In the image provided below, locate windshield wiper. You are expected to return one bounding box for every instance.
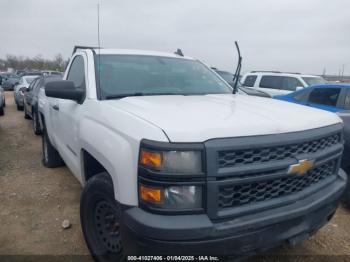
[105,92,179,100]
[232,41,242,94]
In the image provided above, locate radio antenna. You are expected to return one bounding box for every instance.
[97,1,101,95]
[97,2,101,49]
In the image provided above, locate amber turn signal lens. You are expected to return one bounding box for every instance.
[140,185,162,203]
[140,150,162,169]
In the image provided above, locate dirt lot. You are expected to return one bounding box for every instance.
[1,92,350,261]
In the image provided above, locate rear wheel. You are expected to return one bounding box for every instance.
[17,104,24,111]
[42,128,64,168]
[81,173,124,262]
[0,106,4,116]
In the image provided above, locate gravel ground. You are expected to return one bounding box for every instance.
[0,92,350,262]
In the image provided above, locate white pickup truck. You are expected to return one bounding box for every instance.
[39,47,347,261]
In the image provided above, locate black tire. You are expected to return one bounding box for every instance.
[3,100,5,107]
[17,104,24,111]
[42,128,64,168]
[24,106,30,119]
[33,110,42,135]
[345,168,350,209]
[0,106,4,116]
[345,191,350,209]
[81,173,124,262]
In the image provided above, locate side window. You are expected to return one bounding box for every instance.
[243,75,257,87]
[34,79,43,94]
[28,79,37,90]
[345,91,350,110]
[259,76,282,90]
[67,55,85,89]
[33,79,41,91]
[308,88,341,107]
[281,77,303,91]
[294,90,310,103]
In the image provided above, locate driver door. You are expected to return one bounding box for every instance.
[55,54,87,180]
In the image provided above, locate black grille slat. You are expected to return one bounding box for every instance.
[218,133,340,168]
[218,160,336,209]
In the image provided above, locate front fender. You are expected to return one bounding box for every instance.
[79,114,168,206]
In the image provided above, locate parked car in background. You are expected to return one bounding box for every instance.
[22,71,42,77]
[214,69,271,98]
[24,74,62,134]
[15,70,27,76]
[241,71,327,97]
[41,70,63,77]
[274,85,350,207]
[0,86,5,116]
[14,75,39,110]
[0,73,20,91]
[274,85,349,112]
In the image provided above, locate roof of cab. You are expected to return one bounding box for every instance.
[77,48,194,60]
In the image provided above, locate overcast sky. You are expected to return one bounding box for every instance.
[1,0,349,75]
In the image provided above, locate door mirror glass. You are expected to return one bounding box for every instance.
[20,87,28,92]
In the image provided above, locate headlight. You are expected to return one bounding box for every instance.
[140,149,202,173]
[139,184,202,210]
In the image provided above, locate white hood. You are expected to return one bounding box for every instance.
[106,94,342,142]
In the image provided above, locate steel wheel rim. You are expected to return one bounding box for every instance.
[94,200,122,254]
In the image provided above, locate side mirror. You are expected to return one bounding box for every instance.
[45,80,85,103]
[20,86,28,92]
[295,86,304,91]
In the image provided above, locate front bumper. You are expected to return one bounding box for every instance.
[120,169,346,256]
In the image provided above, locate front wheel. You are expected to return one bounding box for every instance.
[80,173,124,262]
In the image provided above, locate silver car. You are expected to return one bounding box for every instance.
[14,75,39,111]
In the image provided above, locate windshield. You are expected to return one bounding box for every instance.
[24,76,38,84]
[216,71,234,83]
[97,55,232,99]
[302,77,326,86]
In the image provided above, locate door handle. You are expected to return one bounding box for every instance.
[52,104,59,111]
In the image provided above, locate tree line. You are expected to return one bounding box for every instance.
[0,54,69,72]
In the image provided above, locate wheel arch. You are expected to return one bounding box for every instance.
[80,148,119,201]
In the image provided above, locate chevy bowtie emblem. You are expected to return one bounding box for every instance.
[288,159,314,175]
